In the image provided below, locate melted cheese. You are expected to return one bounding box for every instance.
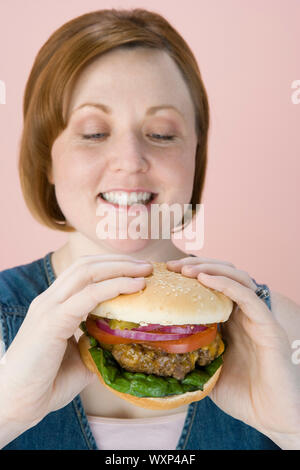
[216,338,225,356]
[202,332,225,357]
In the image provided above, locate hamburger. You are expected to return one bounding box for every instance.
[78,262,233,410]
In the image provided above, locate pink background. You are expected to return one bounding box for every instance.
[0,0,299,303]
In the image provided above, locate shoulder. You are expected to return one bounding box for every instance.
[0,255,49,311]
[270,290,300,344]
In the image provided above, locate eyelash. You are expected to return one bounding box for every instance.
[82,133,176,141]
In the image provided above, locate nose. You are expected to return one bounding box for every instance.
[108,132,149,173]
[107,133,149,174]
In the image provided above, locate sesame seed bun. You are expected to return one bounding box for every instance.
[90,261,233,325]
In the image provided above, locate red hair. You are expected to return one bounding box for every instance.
[19,8,209,231]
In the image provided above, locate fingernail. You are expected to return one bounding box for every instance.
[198,272,210,278]
[183,265,195,271]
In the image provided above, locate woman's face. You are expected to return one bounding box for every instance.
[50,47,198,252]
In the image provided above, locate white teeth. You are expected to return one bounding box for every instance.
[101,191,153,205]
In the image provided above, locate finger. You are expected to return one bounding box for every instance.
[197,272,274,325]
[52,276,148,340]
[166,257,235,271]
[49,253,150,286]
[45,259,153,304]
[181,264,257,290]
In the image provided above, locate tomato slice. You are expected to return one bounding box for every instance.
[86,318,218,353]
[86,318,134,345]
[143,324,217,353]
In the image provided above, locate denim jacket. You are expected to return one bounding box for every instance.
[0,252,280,450]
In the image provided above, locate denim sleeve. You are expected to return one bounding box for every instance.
[0,303,6,358]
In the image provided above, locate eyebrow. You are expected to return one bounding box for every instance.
[70,102,185,119]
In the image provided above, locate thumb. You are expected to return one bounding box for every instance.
[50,336,96,411]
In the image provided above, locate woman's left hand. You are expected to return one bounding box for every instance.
[167,257,300,444]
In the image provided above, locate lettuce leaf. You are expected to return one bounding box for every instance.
[88,344,224,398]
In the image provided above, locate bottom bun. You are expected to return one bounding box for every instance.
[78,334,222,410]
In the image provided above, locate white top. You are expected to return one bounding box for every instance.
[87,411,188,450]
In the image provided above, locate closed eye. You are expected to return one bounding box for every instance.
[148,134,176,141]
[82,133,176,141]
[82,133,107,140]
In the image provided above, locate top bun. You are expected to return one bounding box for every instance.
[90,262,233,325]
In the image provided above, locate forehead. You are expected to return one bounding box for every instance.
[66,47,195,122]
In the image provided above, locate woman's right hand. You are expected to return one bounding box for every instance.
[0,254,153,433]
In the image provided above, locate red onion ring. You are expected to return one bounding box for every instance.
[146,324,208,334]
[132,324,208,334]
[132,324,162,331]
[95,318,192,341]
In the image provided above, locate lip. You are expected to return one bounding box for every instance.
[99,188,157,194]
[96,192,158,212]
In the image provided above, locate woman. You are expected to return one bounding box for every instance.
[0,8,299,450]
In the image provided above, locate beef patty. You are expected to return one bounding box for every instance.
[99,332,222,381]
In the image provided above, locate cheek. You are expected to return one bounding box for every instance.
[161,149,195,198]
[51,140,100,195]
[52,159,84,214]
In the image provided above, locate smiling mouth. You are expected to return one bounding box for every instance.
[97,192,157,208]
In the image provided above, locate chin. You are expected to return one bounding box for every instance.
[99,237,153,253]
